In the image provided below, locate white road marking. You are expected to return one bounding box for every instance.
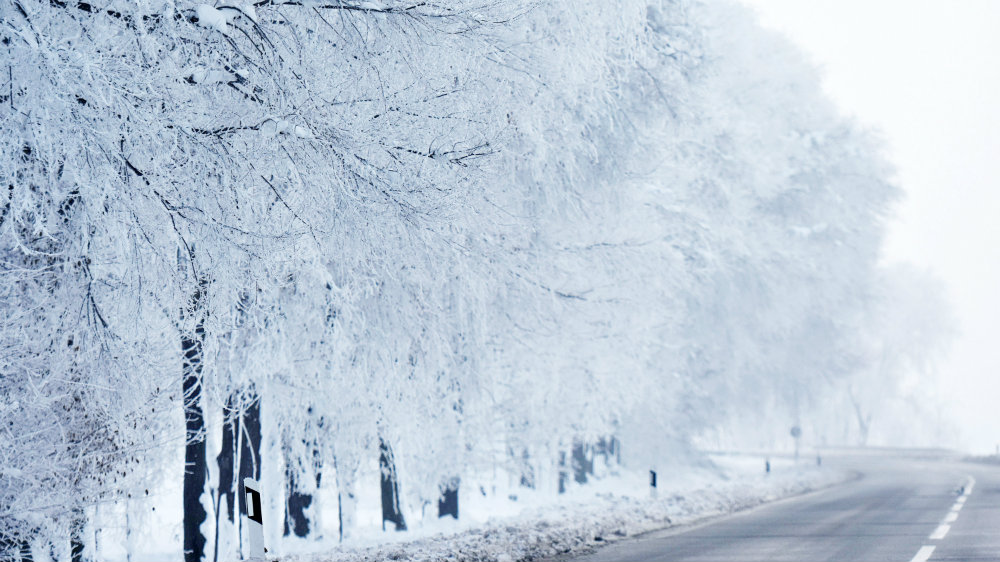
[913,476,972,559]
[964,477,976,496]
[930,524,950,540]
[911,545,936,562]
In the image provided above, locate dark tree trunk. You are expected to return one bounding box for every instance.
[284,425,322,539]
[216,395,260,523]
[571,442,593,485]
[284,470,314,537]
[212,395,237,562]
[378,439,406,531]
[212,391,260,560]
[594,436,621,469]
[595,437,609,464]
[69,509,84,562]
[437,478,459,520]
[519,449,535,489]
[182,286,207,562]
[216,397,237,524]
[237,396,262,519]
[333,454,355,543]
[558,451,567,494]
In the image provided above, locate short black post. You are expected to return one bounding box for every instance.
[649,470,657,498]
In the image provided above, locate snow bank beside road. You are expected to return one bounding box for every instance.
[282,455,850,562]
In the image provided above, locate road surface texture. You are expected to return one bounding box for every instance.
[568,449,1000,562]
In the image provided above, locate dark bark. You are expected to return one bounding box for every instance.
[333,454,354,543]
[69,510,84,562]
[236,396,262,518]
[437,478,459,520]
[337,490,343,542]
[557,451,567,494]
[378,439,406,531]
[182,287,207,562]
[216,397,237,524]
[284,470,313,537]
[0,532,30,562]
[212,395,237,562]
[571,442,593,485]
[0,533,14,562]
[595,436,620,466]
[211,391,259,558]
[213,291,257,560]
[518,449,535,489]
[284,433,322,538]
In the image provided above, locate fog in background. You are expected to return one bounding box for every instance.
[740,0,1000,454]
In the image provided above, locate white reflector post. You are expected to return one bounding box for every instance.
[243,477,265,561]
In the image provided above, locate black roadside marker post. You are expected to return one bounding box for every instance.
[243,478,265,561]
[650,470,657,498]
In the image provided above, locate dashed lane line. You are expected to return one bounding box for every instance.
[910,475,975,562]
[929,524,951,540]
[911,545,936,562]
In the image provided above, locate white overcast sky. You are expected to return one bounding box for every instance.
[738,0,1000,453]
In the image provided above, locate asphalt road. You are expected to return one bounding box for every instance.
[571,449,1000,561]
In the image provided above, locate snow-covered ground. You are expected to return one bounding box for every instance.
[280,454,850,562]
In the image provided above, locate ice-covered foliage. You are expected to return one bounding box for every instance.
[0,0,948,557]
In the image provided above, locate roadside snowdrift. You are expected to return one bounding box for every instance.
[282,455,849,562]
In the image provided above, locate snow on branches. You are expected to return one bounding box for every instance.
[0,0,948,556]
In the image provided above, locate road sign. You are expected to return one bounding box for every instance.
[243,478,265,561]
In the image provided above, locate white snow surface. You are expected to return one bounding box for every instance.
[279,455,849,562]
[195,4,230,33]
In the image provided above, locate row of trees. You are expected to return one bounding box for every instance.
[1,0,950,559]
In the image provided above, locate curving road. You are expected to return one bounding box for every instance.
[570,449,1000,562]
